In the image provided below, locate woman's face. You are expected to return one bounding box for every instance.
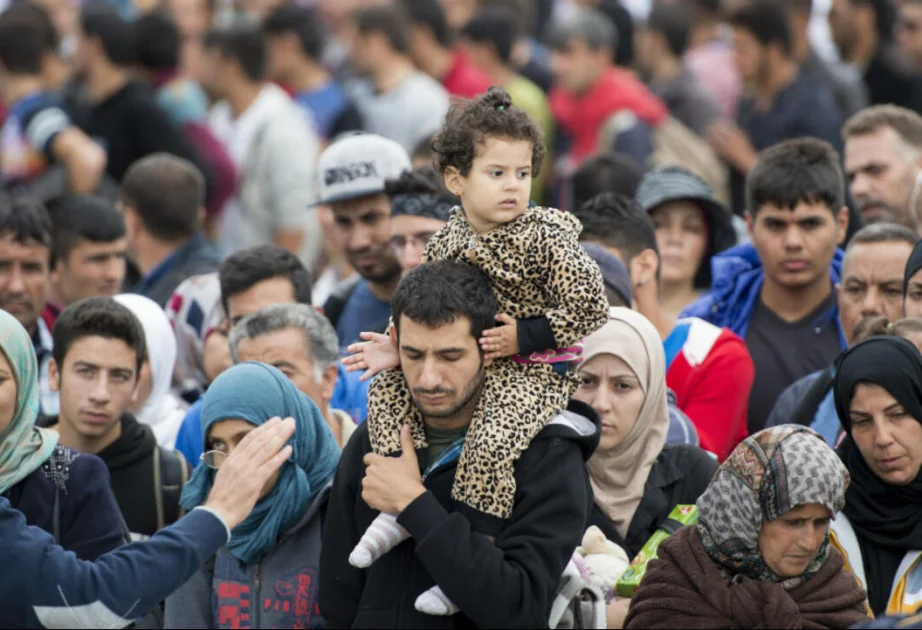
[759,503,832,579]
[651,201,709,287]
[0,349,17,435]
[905,269,922,318]
[207,418,281,499]
[849,382,922,486]
[574,354,645,451]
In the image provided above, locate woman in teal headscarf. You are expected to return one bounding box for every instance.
[166,362,341,629]
[0,310,125,565]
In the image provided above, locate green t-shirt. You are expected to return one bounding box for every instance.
[425,424,468,464]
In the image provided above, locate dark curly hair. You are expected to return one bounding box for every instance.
[433,86,545,177]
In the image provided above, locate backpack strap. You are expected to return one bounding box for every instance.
[52,485,61,545]
[323,277,361,330]
[790,366,836,428]
[157,447,190,530]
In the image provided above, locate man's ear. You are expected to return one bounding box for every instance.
[48,358,60,393]
[631,249,659,289]
[836,206,850,246]
[443,167,463,198]
[745,210,755,240]
[320,364,338,404]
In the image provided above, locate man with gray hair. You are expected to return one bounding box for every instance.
[229,303,357,447]
[843,105,922,230]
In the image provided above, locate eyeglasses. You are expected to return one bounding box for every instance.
[389,232,437,255]
[200,450,228,470]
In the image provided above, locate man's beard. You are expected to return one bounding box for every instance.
[353,249,402,284]
[411,361,485,421]
[855,196,906,226]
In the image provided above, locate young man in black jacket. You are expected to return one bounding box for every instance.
[40,297,189,540]
[319,260,600,627]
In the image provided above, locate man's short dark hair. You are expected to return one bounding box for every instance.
[134,10,181,71]
[746,138,845,216]
[354,5,412,55]
[203,24,266,82]
[391,260,498,341]
[262,5,324,61]
[1,2,58,54]
[0,9,48,74]
[400,0,452,48]
[412,134,436,167]
[81,2,135,66]
[572,192,658,263]
[690,0,722,17]
[646,2,693,58]
[0,195,52,248]
[570,154,645,211]
[53,297,147,376]
[118,153,205,242]
[49,196,126,269]
[729,1,792,57]
[219,245,313,315]
[461,7,519,64]
[850,0,897,41]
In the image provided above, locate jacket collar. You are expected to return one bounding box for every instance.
[688,242,844,342]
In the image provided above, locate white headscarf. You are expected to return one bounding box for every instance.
[583,308,670,538]
[115,294,188,449]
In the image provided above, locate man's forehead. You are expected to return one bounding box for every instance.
[756,203,832,219]
[846,128,912,165]
[843,240,914,276]
[0,234,48,257]
[238,328,311,358]
[398,315,475,347]
[66,336,137,369]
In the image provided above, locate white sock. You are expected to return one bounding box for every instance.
[348,512,410,568]
[415,586,460,616]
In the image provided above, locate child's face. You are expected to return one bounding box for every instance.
[445,137,533,234]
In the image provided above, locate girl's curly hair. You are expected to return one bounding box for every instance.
[432,86,545,177]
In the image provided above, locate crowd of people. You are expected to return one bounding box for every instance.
[2,0,922,628]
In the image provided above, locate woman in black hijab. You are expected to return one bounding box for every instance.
[832,336,922,616]
[904,241,922,318]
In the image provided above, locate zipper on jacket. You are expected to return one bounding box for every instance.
[253,563,261,628]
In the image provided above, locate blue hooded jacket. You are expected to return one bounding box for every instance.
[680,242,847,348]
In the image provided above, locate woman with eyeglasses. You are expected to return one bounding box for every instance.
[164,362,341,629]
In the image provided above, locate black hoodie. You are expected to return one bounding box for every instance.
[39,413,178,539]
[319,400,601,629]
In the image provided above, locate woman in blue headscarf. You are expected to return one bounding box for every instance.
[165,362,340,629]
[0,310,125,566]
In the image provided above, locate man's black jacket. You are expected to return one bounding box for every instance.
[319,400,601,629]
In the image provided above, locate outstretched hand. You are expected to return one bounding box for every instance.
[479,314,519,365]
[342,331,400,381]
[362,425,425,515]
[204,417,295,529]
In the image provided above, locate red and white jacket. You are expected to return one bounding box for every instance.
[664,317,754,461]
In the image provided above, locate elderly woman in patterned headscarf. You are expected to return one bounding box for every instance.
[625,425,870,629]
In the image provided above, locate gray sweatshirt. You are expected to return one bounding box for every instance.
[164,484,329,629]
